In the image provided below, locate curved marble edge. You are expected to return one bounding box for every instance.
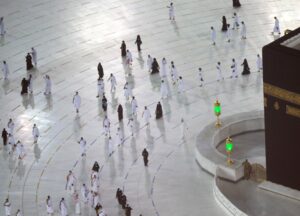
[213,175,248,216]
[195,110,265,181]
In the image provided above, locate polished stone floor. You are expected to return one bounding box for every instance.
[1,0,300,215]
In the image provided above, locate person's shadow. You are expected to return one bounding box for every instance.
[171,20,180,37]
[17,159,26,179]
[45,94,53,111]
[0,35,5,46]
[34,144,41,162]
[137,52,145,69]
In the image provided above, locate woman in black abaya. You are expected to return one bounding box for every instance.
[241,59,251,75]
[221,16,228,32]
[155,102,163,119]
[151,58,160,74]
[21,78,28,94]
[120,41,126,57]
[26,53,33,70]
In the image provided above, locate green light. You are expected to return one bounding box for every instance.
[214,105,221,114]
[226,142,233,152]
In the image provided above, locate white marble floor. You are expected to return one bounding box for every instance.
[0,0,300,215]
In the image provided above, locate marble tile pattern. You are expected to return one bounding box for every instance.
[0,0,300,215]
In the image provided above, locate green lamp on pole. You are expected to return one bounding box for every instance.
[214,100,222,128]
[226,137,234,165]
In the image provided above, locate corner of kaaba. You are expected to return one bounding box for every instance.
[263,27,300,191]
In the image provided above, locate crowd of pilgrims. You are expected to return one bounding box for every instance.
[0,0,276,215]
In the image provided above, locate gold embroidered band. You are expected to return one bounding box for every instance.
[286,105,300,118]
[264,83,300,106]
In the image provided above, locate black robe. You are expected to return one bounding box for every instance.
[135,37,142,51]
[98,63,104,79]
[241,60,251,75]
[151,60,159,74]
[120,42,126,57]
[102,96,107,111]
[2,129,8,145]
[155,103,163,119]
[233,0,241,8]
[125,206,132,216]
[92,162,100,172]
[117,105,123,121]
[21,78,28,94]
[142,149,149,166]
[221,17,228,31]
[26,54,33,70]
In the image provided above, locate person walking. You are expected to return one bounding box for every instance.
[226,24,231,42]
[170,61,178,85]
[198,68,204,87]
[240,21,247,39]
[73,91,81,113]
[233,0,241,8]
[44,75,52,95]
[271,17,281,35]
[211,26,216,45]
[256,54,263,72]
[0,17,6,36]
[160,80,168,99]
[3,198,11,216]
[126,50,133,66]
[147,55,153,72]
[142,106,151,125]
[7,119,15,135]
[26,53,34,70]
[78,137,87,157]
[32,124,40,143]
[97,62,104,79]
[155,102,163,119]
[96,78,104,98]
[167,2,175,20]
[66,170,76,191]
[31,47,37,67]
[232,13,239,29]
[46,195,54,215]
[123,82,132,100]
[142,148,149,166]
[135,35,142,51]
[117,104,123,121]
[103,115,111,136]
[160,58,167,77]
[241,58,251,75]
[108,136,114,156]
[221,16,227,31]
[2,61,9,80]
[120,41,126,57]
[2,128,8,146]
[116,127,124,146]
[107,73,117,92]
[131,96,138,115]
[177,76,184,93]
[216,62,224,81]
[230,58,238,78]
[102,94,108,112]
[59,198,68,216]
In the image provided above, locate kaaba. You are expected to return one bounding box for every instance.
[263,27,300,190]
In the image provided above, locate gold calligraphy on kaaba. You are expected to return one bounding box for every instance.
[264,83,300,106]
[264,97,268,107]
[286,105,300,118]
[274,101,280,110]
